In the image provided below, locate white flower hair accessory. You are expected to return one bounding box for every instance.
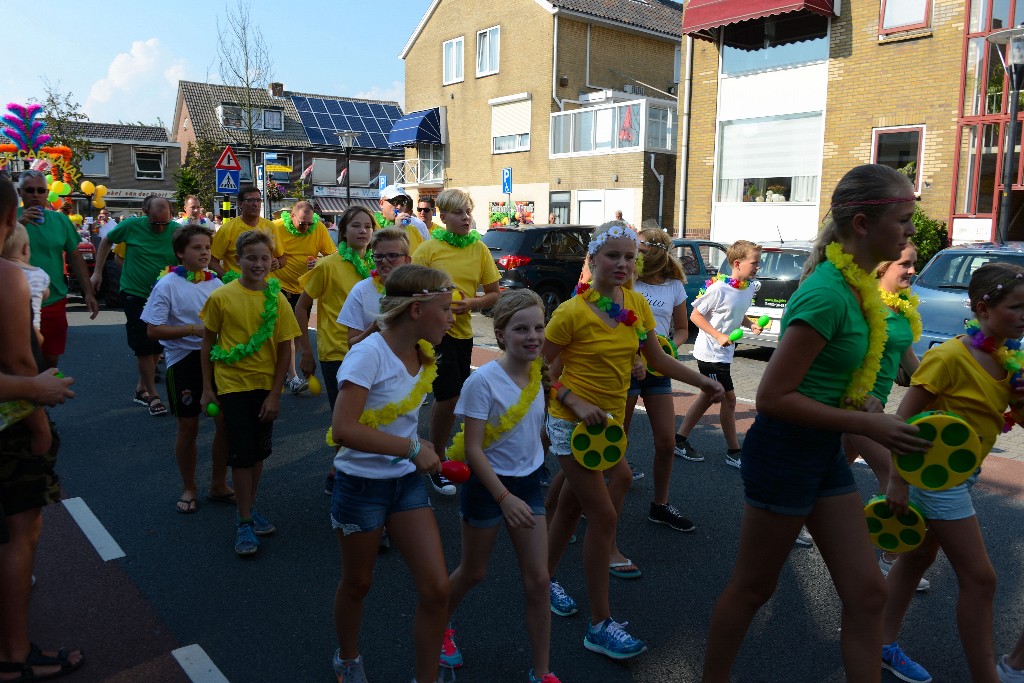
[587,223,640,256]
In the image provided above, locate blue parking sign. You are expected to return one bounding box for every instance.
[501,167,512,194]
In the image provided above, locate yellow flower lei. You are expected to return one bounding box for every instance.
[326,339,437,446]
[446,357,543,462]
[825,242,888,409]
[879,288,922,343]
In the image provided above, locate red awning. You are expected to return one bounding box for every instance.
[682,0,835,36]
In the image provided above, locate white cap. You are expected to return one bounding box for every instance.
[380,184,410,202]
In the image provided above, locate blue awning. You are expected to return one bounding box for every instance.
[388,108,442,147]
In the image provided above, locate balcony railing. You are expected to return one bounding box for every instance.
[394,158,444,186]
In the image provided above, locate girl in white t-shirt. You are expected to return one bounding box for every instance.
[337,227,412,348]
[329,264,452,683]
[623,227,694,532]
[440,290,560,683]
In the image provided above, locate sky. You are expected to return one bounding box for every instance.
[3,0,433,127]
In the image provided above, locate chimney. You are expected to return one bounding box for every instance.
[269,82,284,97]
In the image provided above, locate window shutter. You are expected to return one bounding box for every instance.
[491,100,531,138]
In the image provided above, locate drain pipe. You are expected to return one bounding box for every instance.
[650,153,664,228]
[678,36,694,237]
[552,15,563,110]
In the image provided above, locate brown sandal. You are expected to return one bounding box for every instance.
[148,397,168,416]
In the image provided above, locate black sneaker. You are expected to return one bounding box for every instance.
[648,502,696,532]
[674,437,704,462]
[430,473,456,496]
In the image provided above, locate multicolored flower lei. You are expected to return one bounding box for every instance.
[157,266,218,283]
[209,278,281,365]
[370,269,385,294]
[964,319,1024,432]
[879,288,922,342]
[337,241,374,280]
[575,282,648,343]
[326,340,438,446]
[696,273,749,298]
[431,227,481,248]
[281,210,321,237]
[825,242,888,409]
[446,357,543,462]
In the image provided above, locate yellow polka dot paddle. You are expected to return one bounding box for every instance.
[893,411,982,491]
[571,415,628,471]
[864,495,927,553]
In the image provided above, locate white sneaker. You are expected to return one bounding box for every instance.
[724,452,741,469]
[998,655,1024,682]
[878,555,931,592]
[795,527,814,547]
[287,375,309,394]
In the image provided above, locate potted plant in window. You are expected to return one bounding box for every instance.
[745,184,760,202]
[767,184,787,202]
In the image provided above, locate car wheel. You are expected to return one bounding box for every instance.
[536,286,563,320]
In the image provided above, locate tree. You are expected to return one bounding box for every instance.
[29,79,93,170]
[216,0,273,169]
[174,133,220,210]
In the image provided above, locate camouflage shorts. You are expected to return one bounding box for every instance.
[0,418,61,520]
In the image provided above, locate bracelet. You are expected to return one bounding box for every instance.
[557,388,572,404]
[188,324,195,337]
[407,438,421,461]
[495,489,510,504]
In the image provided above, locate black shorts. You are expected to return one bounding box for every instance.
[166,350,203,418]
[220,390,273,468]
[123,293,164,357]
[283,290,302,309]
[697,359,734,393]
[0,419,61,525]
[433,335,473,402]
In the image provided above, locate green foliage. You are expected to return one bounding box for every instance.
[29,80,93,170]
[174,134,220,209]
[286,180,309,200]
[912,205,948,270]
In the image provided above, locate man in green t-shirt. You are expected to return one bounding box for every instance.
[91,196,177,415]
[17,170,99,369]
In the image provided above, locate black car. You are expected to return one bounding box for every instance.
[482,224,594,318]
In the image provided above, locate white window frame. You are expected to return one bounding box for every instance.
[269,153,291,183]
[443,36,465,85]
[476,26,500,77]
[871,125,925,193]
[133,148,165,181]
[490,93,531,155]
[879,0,932,35]
[549,99,645,159]
[238,154,253,182]
[218,104,244,129]
[263,109,284,131]
[81,146,110,177]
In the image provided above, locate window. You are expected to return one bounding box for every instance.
[491,96,531,154]
[311,158,337,185]
[218,104,243,128]
[81,147,109,177]
[551,102,641,156]
[268,153,291,182]
[443,37,464,85]
[716,113,824,203]
[134,149,164,180]
[263,109,284,131]
[549,191,570,224]
[872,127,924,192]
[879,0,932,34]
[721,12,829,75]
[647,107,674,151]
[238,154,252,182]
[476,26,500,77]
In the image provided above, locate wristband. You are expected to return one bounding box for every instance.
[495,489,510,504]
[557,388,572,404]
[391,437,421,465]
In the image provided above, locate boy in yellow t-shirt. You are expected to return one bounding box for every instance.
[200,230,300,556]
[211,186,284,280]
[411,188,500,495]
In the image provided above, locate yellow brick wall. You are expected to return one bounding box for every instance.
[680,38,719,239]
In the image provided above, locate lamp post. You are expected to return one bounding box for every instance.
[987,25,1024,243]
[335,130,360,210]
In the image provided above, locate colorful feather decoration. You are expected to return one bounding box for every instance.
[2,103,51,152]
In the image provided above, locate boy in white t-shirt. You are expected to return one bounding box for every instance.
[675,240,762,468]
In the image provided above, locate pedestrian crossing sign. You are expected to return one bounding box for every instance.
[216,169,240,195]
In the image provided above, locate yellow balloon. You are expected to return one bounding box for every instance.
[95,185,108,198]
[50,181,61,193]
[80,181,95,195]
[93,199,106,209]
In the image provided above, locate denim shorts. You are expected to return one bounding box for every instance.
[460,465,546,528]
[330,470,431,535]
[546,415,577,457]
[627,374,673,397]
[909,471,979,521]
[741,413,856,516]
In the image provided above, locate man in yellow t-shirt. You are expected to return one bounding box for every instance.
[211,186,284,279]
[272,200,337,394]
[412,188,500,495]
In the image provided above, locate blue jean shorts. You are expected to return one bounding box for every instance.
[628,374,673,397]
[909,470,979,521]
[330,470,431,535]
[460,465,546,528]
[546,415,577,457]
[741,413,856,516]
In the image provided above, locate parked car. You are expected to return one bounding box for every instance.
[483,224,594,318]
[911,241,1024,357]
[671,238,728,317]
[717,241,813,349]
[64,238,95,299]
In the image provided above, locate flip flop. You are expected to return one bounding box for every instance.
[0,643,86,681]
[176,498,198,514]
[206,492,237,505]
[609,560,642,579]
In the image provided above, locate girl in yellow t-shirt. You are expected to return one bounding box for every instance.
[883,262,1024,682]
[542,221,723,660]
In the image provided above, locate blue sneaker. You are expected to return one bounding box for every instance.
[584,619,647,660]
[234,524,259,555]
[528,670,562,683]
[439,626,463,668]
[549,579,578,617]
[332,650,368,683]
[882,643,932,682]
[250,510,276,536]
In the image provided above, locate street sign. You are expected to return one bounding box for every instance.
[255,165,264,191]
[501,167,512,194]
[216,169,240,195]
[378,175,387,190]
[265,164,292,173]
[264,153,278,161]
[215,145,241,171]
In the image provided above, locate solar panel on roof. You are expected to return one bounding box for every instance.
[314,113,333,128]
[309,98,329,113]
[354,102,373,117]
[339,101,358,116]
[362,118,381,134]
[347,118,366,132]
[294,97,311,112]
[369,103,387,118]
[289,95,401,150]
[331,114,347,129]
[307,129,327,145]
[325,100,343,115]
[299,111,318,127]
[370,133,388,148]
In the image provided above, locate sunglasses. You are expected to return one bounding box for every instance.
[372,252,408,263]
[416,207,433,213]
[21,187,48,195]
[150,221,170,228]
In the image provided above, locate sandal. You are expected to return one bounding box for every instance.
[133,389,151,406]
[148,397,168,416]
[0,643,85,681]
[609,559,642,579]
[176,497,198,514]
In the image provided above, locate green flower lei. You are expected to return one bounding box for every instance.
[431,227,481,248]
[281,210,321,237]
[337,241,374,280]
[210,278,282,365]
[373,211,394,228]
[221,270,241,284]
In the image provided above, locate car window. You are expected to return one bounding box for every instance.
[481,230,524,254]
[536,232,558,256]
[564,231,588,257]
[757,251,806,279]
[704,245,727,274]
[917,252,1024,289]
[675,245,700,276]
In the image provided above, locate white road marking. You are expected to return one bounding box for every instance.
[61,497,125,561]
[172,644,230,683]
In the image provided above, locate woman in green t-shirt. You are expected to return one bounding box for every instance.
[702,165,932,682]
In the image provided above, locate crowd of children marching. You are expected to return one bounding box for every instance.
[68,168,1024,683]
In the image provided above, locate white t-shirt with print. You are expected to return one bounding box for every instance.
[455,360,545,476]
[634,279,686,338]
[692,279,756,364]
[334,332,420,479]
[337,276,383,332]
[140,272,222,367]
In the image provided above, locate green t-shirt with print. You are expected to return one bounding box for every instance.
[107,216,178,299]
[18,208,80,306]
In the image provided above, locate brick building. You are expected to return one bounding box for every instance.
[679,0,1024,243]
[399,0,683,230]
